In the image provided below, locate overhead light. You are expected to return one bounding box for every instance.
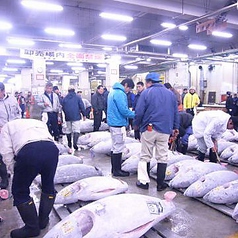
[146,58,151,62]
[124,65,138,69]
[2,67,18,72]
[50,69,63,73]
[101,34,127,41]
[172,53,188,58]
[71,67,85,71]
[98,71,106,74]
[0,47,6,54]
[59,43,82,49]
[0,74,8,78]
[212,31,233,38]
[7,38,35,46]
[46,61,54,65]
[161,22,176,29]
[111,55,121,60]
[7,59,26,64]
[102,47,112,51]
[99,12,133,22]
[179,25,188,31]
[150,39,172,46]
[45,28,75,36]
[67,62,83,67]
[97,64,107,68]
[188,44,207,50]
[0,21,12,30]
[21,1,63,11]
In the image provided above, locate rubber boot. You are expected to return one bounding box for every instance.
[0,156,9,189]
[73,132,80,150]
[136,162,150,189]
[111,153,129,177]
[197,151,205,162]
[39,193,56,229]
[181,144,188,155]
[209,149,217,163]
[66,134,72,148]
[10,199,40,238]
[157,163,168,191]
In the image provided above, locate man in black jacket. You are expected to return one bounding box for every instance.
[62,85,86,151]
[92,85,105,131]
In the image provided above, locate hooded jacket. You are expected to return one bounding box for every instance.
[134,83,179,134]
[107,82,135,127]
[62,91,86,121]
[192,110,231,149]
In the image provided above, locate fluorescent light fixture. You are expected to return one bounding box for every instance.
[124,65,138,69]
[102,47,112,51]
[172,53,188,58]
[0,78,4,82]
[7,59,26,64]
[98,71,106,74]
[150,39,172,46]
[101,34,126,41]
[99,12,133,22]
[111,55,121,60]
[67,62,83,67]
[21,1,63,11]
[0,74,8,78]
[188,44,207,50]
[161,22,176,29]
[7,38,35,46]
[179,25,188,31]
[97,64,107,68]
[71,67,85,71]
[2,67,18,72]
[0,21,12,30]
[146,58,151,62]
[45,28,75,36]
[59,43,82,49]
[50,69,63,73]
[212,31,233,38]
[0,47,6,54]
[46,62,54,65]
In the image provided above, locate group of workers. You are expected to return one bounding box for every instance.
[1,74,238,238]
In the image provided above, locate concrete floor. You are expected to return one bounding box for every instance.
[1,144,238,238]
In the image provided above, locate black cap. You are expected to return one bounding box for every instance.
[53,86,59,91]
[164,83,172,89]
[231,116,238,131]
[0,82,5,91]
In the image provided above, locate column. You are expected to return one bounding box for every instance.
[105,61,119,90]
[32,59,46,95]
[21,68,32,93]
[78,70,91,101]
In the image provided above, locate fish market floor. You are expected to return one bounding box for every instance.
[1,148,238,238]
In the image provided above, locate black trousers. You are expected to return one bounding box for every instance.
[12,141,59,206]
[46,112,59,140]
[93,111,102,131]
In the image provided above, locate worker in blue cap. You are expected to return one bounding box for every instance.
[134,72,179,191]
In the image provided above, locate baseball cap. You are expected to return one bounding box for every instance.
[68,85,75,91]
[145,72,161,82]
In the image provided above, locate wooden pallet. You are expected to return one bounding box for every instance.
[53,184,181,238]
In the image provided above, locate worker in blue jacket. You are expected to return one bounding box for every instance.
[134,72,179,191]
[107,78,135,177]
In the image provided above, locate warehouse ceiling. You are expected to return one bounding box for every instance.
[0,0,238,81]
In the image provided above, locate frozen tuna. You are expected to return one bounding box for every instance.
[203,179,238,204]
[169,162,227,189]
[77,131,111,147]
[164,159,201,181]
[220,144,238,160]
[55,142,71,155]
[187,134,198,151]
[90,137,138,156]
[217,140,235,155]
[232,203,238,222]
[221,129,238,142]
[58,154,83,167]
[44,193,176,238]
[122,142,142,159]
[55,176,129,204]
[228,153,238,164]
[80,119,109,133]
[184,170,238,197]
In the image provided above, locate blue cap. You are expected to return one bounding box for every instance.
[145,72,161,82]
